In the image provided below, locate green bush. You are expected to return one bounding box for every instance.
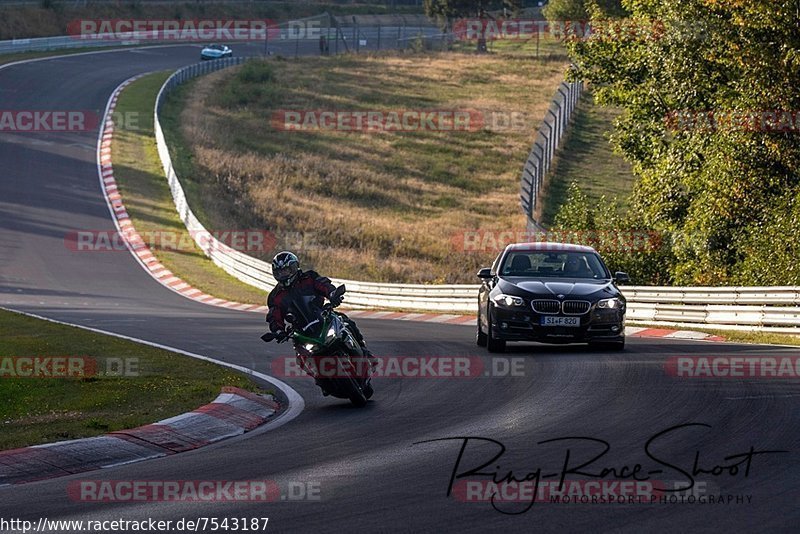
[238,61,274,84]
[215,61,279,109]
[553,182,674,285]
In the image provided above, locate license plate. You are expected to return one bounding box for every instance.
[541,316,580,327]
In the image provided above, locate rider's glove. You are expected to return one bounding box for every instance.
[275,330,290,343]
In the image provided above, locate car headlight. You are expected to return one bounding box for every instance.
[597,298,622,309]
[492,294,525,307]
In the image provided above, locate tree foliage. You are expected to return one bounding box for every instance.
[559,0,800,285]
[544,0,627,21]
[424,0,523,23]
[554,182,674,284]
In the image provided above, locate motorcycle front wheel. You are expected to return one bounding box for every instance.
[347,377,368,406]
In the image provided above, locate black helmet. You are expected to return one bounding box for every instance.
[272,251,300,287]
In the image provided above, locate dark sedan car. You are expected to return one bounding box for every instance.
[477,243,629,352]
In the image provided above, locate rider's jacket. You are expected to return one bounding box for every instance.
[266,270,335,333]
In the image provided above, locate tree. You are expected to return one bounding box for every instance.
[543,0,627,21]
[564,0,800,285]
[543,0,588,20]
[424,0,523,52]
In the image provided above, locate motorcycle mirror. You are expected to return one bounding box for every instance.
[260,332,276,343]
[333,284,346,299]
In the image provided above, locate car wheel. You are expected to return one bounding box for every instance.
[486,308,506,353]
[476,313,488,347]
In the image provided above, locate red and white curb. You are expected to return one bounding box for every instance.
[97,75,268,316]
[96,77,728,342]
[626,326,725,342]
[0,387,280,486]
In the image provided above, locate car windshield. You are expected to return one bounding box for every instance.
[208,44,223,50]
[501,251,610,279]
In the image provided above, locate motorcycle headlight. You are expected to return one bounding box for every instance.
[325,326,337,343]
[303,343,317,353]
[492,294,525,307]
[597,298,622,309]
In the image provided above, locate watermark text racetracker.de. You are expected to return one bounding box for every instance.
[452,18,669,41]
[0,356,139,378]
[666,355,800,379]
[67,479,320,502]
[67,19,281,41]
[271,109,535,133]
[452,479,749,505]
[0,110,98,132]
[64,229,276,253]
[272,355,525,379]
[451,229,663,253]
[665,110,800,133]
[0,110,142,133]
[68,18,336,41]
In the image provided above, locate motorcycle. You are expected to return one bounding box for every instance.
[261,285,374,406]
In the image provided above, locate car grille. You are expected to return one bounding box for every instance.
[531,300,592,315]
[563,300,591,315]
[531,300,560,314]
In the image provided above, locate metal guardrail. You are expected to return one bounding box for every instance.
[520,80,583,230]
[150,56,800,331]
[0,34,143,55]
[624,287,800,333]
[153,58,479,312]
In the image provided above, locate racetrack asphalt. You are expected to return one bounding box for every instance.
[1,41,799,533]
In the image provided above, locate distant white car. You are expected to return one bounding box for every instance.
[201,44,233,60]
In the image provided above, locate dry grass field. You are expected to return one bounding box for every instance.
[165,51,568,283]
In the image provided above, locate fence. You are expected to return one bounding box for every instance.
[519,80,583,231]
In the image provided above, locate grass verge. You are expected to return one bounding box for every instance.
[0,308,257,451]
[540,90,636,226]
[111,72,267,306]
[162,50,569,284]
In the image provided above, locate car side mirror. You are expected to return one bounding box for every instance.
[614,272,630,284]
[477,268,493,280]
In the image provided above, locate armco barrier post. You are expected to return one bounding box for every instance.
[543,118,554,161]
[552,102,563,150]
[518,79,584,229]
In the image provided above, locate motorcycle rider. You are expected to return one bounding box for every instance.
[266,251,376,386]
